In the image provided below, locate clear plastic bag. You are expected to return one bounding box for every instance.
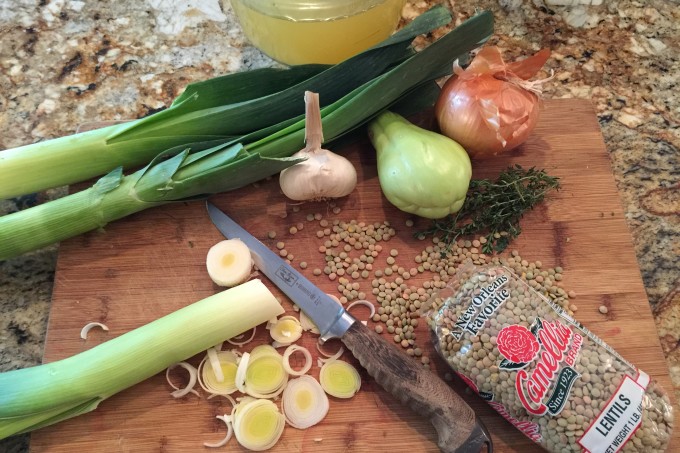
[422,263,674,452]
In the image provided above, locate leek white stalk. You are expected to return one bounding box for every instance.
[0,279,283,439]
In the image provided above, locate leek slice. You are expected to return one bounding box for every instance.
[234,345,289,399]
[281,375,329,429]
[244,350,288,399]
[346,300,376,320]
[198,350,240,395]
[165,362,199,398]
[206,347,225,382]
[316,341,344,361]
[282,345,312,377]
[268,315,303,346]
[232,398,285,451]
[203,414,233,448]
[79,322,109,340]
[206,239,253,287]
[319,360,361,399]
[227,327,257,347]
[0,279,284,439]
[235,353,250,394]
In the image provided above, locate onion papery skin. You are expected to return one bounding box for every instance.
[435,74,540,158]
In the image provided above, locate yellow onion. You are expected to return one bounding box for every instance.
[435,47,551,158]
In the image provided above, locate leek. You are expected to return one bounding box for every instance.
[0,9,494,260]
[231,398,285,451]
[282,375,329,429]
[319,359,362,399]
[0,279,284,439]
[0,6,454,200]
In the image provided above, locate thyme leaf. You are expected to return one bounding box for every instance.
[419,165,560,254]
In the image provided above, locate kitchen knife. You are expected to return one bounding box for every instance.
[206,201,493,453]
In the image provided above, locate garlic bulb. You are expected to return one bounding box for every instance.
[279,91,357,201]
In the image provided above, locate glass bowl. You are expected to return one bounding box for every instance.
[229,0,407,65]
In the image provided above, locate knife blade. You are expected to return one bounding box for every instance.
[206,201,493,453]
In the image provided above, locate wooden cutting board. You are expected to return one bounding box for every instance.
[31,99,677,452]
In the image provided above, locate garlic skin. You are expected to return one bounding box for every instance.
[279,148,357,201]
[278,91,357,201]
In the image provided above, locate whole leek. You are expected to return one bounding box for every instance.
[0,279,284,439]
[0,6,455,201]
[0,9,494,260]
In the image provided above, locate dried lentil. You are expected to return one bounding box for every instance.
[425,265,673,452]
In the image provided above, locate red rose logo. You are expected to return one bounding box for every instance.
[497,325,540,364]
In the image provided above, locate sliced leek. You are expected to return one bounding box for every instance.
[198,350,240,395]
[203,414,233,448]
[268,315,303,347]
[281,375,329,429]
[319,359,361,399]
[206,239,253,287]
[243,346,288,399]
[79,322,109,340]
[346,300,376,320]
[227,327,257,347]
[282,345,312,377]
[165,362,199,399]
[0,279,284,439]
[206,393,237,408]
[316,340,344,361]
[206,347,225,382]
[232,398,285,451]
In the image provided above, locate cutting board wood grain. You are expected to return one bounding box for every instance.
[30,99,677,452]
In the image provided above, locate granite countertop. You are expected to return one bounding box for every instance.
[0,0,678,451]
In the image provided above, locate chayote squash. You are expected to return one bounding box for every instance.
[368,111,471,219]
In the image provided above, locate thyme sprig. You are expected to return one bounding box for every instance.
[420,165,560,254]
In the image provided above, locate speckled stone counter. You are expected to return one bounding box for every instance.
[1,0,678,451]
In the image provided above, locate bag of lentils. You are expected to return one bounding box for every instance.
[423,263,674,452]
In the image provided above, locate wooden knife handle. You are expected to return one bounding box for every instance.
[341,321,493,453]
